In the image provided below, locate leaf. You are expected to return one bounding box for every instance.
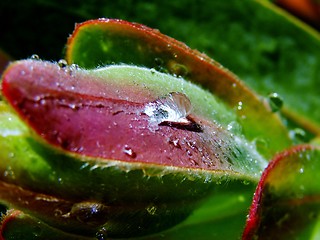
[1,210,92,240]
[243,145,320,239]
[1,0,319,136]
[0,60,266,238]
[66,18,292,159]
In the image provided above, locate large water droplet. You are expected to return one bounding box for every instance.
[268,93,283,112]
[144,92,192,125]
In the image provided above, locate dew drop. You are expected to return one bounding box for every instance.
[144,92,192,125]
[268,93,283,112]
[169,138,181,148]
[123,145,137,158]
[290,128,306,142]
[167,60,189,77]
[237,101,243,111]
[30,54,40,60]
[58,59,68,68]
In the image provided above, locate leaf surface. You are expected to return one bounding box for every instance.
[66,18,292,158]
[243,145,320,240]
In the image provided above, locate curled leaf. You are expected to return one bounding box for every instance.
[243,145,320,240]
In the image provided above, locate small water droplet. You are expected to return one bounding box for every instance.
[299,167,304,173]
[237,101,243,110]
[123,145,137,158]
[227,121,241,133]
[4,166,16,179]
[268,93,283,112]
[169,138,181,148]
[167,60,188,77]
[154,57,164,66]
[290,128,306,142]
[58,59,68,68]
[30,54,40,60]
[96,227,108,240]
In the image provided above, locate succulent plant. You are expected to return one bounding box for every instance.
[0,1,320,239]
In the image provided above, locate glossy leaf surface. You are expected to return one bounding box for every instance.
[66,18,292,159]
[243,145,320,239]
[0,60,266,238]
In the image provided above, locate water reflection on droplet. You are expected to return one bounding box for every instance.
[123,145,137,158]
[167,60,189,77]
[144,92,192,125]
[58,59,68,68]
[268,93,283,112]
[30,54,40,60]
[237,101,243,111]
[290,128,306,143]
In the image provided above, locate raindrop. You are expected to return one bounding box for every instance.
[237,101,243,111]
[268,93,283,112]
[154,57,164,66]
[96,227,108,240]
[144,92,192,125]
[290,128,306,142]
[58,59,68,68]
[167,60,189,77]
[30,54,40,60]
[123,145,137,158]
[169,138,181,148]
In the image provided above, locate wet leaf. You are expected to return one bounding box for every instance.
[66,18,292,159]
[243,145,320,240]
[0,60,266,238]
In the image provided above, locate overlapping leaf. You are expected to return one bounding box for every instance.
[243,145,320,239]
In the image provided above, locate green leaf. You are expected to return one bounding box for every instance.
[1,210,92,240]
[243,145,320,239]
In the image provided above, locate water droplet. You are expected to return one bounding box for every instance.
[169,138,181,148]
[290,128,306,142]
[299,167,304,173]
[237,101,243,110]
[70,63,80,70]
[167,60,188,77]
[227,121,242,133]
[268,93,283,112]
[70,201,108,225]
[96,227,108,240]
[30,54,40,60]
[123,145,137,158]
[58,59,68,68]
[154,57,164,66]
[144,92,192,125]
[4,166,15,179]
